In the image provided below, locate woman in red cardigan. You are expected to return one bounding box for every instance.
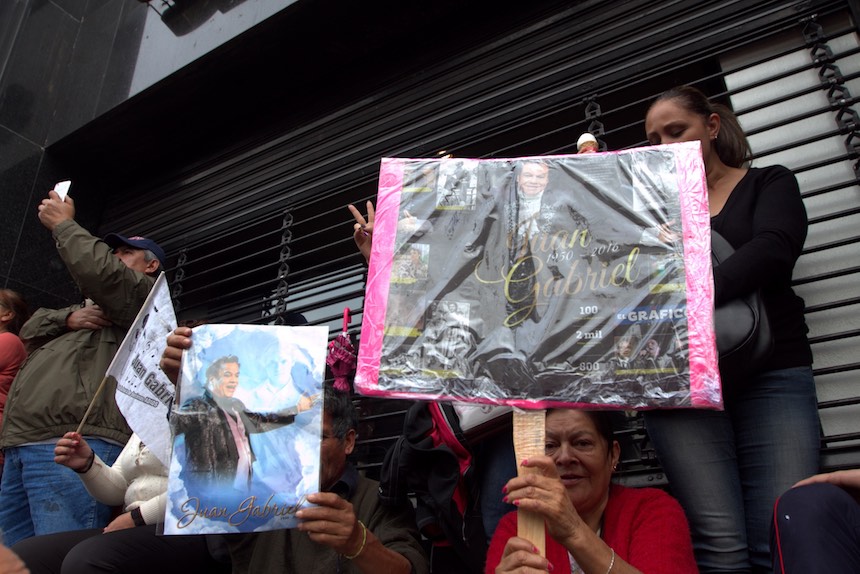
[486,409,697,574]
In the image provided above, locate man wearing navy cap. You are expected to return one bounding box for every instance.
[103,234,166,279]
[0,190,165,545]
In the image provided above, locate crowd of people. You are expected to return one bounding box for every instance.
[0,85,841,574]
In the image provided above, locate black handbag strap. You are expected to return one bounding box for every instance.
[710,230,735,266]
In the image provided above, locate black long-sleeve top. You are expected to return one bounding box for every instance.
[710,165,812,370]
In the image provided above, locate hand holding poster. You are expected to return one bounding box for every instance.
[355,143,720,409]
[165,323,328,534]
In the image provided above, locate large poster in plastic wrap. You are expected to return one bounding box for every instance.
[355,142,721,410]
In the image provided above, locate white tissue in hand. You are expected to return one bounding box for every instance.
[53,180,71,201]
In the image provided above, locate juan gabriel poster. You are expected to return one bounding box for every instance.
[164,324,328,534]
[355,142,721,409]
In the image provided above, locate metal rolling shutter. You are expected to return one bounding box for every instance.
[720,12,860,471]
[90,0,859,479]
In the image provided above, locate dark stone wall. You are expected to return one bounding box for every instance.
[0,0,295,311]
[0,0,146,311]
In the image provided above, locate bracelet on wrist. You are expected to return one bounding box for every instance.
[343,520,367,560]
[73,450,95,474]
[130,506,146,527]
[605,547,616,574]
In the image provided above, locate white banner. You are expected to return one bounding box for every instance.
[106,273,177,466]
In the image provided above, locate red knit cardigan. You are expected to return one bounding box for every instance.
[485,484,698,573]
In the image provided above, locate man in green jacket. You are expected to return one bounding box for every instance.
[0,190,165,546]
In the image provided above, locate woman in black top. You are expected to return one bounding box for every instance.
[642,85,820,573]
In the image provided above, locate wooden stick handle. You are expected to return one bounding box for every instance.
[513,409,546,557]
[75,375,110,435]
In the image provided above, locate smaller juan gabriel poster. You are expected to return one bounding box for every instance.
[354,142,721,410]
[165,324,328,534]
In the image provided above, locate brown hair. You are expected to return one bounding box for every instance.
[650,85,751,168]
[0,289,30,335]
[206,355,240,384]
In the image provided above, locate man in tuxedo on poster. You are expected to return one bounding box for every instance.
[467,158,600,393]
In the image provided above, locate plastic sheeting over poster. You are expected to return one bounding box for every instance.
[355,142,721,410]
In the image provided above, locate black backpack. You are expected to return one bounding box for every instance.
[379,401,487,573]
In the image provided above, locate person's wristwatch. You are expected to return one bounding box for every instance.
[130,507,146,527]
